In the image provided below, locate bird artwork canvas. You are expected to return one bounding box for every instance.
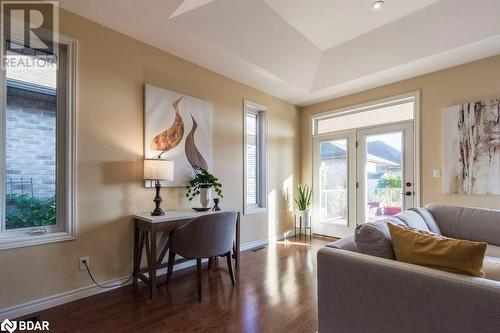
[144,84,212,187]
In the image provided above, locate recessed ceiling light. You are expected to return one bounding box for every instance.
[372,1,384,10]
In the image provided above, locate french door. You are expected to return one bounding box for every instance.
[312,131,357,238]
[356,122,414,225]
[312,121,415,238]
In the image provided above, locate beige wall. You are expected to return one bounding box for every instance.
[301,55,500,210]
[0,11,299,310]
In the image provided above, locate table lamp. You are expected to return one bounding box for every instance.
[144,159,174,216]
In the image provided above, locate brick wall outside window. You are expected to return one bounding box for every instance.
[5,86,56,200]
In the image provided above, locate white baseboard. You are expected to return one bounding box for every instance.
[0,275,132,321]
[240,238,268,251]
[0,238,274,320]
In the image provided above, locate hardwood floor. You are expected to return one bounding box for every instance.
[33,236,332,333]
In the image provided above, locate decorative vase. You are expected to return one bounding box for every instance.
[199,186,212,208]
[296,209,311,227]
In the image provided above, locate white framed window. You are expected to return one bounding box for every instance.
[312,95,417,136]
[0,36,77,250]
[243,100,267,215]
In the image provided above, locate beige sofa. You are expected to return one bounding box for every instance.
[317,204,500,333]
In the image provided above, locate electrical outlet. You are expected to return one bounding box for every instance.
[79,257,89,270]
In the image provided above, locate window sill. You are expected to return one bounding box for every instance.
[0,232,76,251]
[244,207,267,215]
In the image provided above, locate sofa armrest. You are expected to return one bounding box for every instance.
[317,247,500,333]
[325,235,357,252]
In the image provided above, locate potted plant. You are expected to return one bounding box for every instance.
[295,184,312,227]
[186,168,223,208]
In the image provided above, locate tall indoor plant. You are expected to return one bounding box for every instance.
[295,184,312,227]
[185,168,223,208]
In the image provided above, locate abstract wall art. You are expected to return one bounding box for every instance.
[144,84,212,187]
[443,98,500,195]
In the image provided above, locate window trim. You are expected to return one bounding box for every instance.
[0,35,77,250]
[243,100,268,215]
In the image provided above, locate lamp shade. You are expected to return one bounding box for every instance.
[143,159,174,181]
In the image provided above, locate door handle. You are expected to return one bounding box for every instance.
[404,191,412,196]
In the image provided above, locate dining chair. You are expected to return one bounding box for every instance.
[166,211,237,301]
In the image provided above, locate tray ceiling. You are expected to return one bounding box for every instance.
[60,0,500,106]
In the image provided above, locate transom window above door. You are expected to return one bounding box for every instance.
[312,97,415,135]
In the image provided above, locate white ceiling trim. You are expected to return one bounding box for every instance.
[299,34,500,106]
[313,0,500,91]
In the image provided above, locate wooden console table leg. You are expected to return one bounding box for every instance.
[133,220,139,287]
[149,228,158,298]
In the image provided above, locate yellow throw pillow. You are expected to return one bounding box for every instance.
[388,223,487,277]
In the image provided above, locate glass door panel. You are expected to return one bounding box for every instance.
[364,131,403,222]
[313,131,356,238]
[319,139,348,225]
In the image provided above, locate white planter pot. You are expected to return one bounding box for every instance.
[296,209,311,227]
[199,187,212,208]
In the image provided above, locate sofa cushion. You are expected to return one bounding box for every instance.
[354,217,406,260]
[395,211,430,231]
[484,257,500,282]
[388,223,487,277]
[410,207,441,234]
[325,235,357,252]
[425,204,500,246]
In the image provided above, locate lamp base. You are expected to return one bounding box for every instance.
[151,208,165,216]
[151,180,165,216]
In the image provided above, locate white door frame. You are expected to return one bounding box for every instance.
[309,91,421,237]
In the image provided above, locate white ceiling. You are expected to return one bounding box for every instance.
[263,0,441,51]
[60,0,500,106]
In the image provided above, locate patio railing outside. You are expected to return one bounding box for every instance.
[319,189,347,223]
[319,188,402,224]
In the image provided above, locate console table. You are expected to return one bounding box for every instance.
[132,209,240,298]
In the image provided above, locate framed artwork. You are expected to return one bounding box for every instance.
[442,98,499,195]
[144,84,213,187]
